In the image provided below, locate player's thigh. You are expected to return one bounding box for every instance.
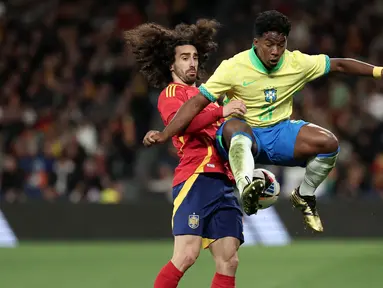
[294,123,339,159]
[173,235,202,261]
[209,236,240,263]
[267,119,310,166]
[216,118,258,160]
[201,196,244,250]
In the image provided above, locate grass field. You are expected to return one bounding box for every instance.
[0,240,382,288]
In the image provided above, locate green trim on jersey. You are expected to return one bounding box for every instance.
[199,85,216,102]
[249,46,285,74]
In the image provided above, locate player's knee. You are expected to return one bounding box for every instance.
[181,248,199,267]
[222,120,253,149]
[172,247,199,271]
[321,133,339,154]
[215,251,239,273]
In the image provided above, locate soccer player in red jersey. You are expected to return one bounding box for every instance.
[125,20,262,288]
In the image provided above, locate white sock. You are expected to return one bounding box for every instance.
[299,153,338,196]
[228,134,254,195]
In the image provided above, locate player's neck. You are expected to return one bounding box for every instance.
[171,78,196,87]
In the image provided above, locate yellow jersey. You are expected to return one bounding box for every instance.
[199,48,330,127]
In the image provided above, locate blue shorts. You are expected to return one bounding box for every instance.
[216,119,309,167]
[172,173,243,249]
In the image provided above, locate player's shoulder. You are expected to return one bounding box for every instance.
[229,49,250,64]
[214,50,249,74]
[283,50,312,70]
[287,50,327,62]
[285,49,306,62]
[159,83,188,99]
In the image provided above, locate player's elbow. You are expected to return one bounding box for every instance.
[330,58,352,73]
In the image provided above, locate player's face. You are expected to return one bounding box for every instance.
[253,32,287,69]
[171,45,199,85]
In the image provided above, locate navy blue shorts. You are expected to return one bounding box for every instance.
[216,119,309,167]
[172,173,243,249]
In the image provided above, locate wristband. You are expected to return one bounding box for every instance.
[373,67,383,78]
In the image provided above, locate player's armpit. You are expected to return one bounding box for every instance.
[329,58,376,76]
[162,93,210,138]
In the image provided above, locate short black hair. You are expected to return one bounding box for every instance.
[253,10,291,38]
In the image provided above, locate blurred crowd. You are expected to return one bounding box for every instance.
[1,0,383,203]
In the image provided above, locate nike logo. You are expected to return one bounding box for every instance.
[243,80,256,87]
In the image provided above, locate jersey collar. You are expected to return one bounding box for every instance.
[248,45,285,74]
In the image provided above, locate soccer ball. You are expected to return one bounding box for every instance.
[252,168,280,209]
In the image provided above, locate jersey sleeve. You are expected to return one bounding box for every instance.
[198,59,234,102]
[296,52,331,82]
[157,86,187,126]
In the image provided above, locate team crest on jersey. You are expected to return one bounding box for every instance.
[188,214,199,229]
[264,88,277,103]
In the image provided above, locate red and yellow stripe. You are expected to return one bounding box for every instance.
[165,84,181,97]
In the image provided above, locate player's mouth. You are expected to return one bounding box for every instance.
[269,58,279,65]
[187,70,197,76]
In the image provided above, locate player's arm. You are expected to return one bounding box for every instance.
[167,101,223,133]
[300,52,383,82]
[329,58,383,78]
[155,60,236,142]
[158,87,245,134]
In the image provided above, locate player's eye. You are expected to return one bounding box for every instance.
[181,57,188,61]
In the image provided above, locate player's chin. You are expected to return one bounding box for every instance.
[185,75,197,84]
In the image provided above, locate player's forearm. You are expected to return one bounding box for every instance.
[162,93,211,138]
[185,107,223,133]
[330,58,383,77]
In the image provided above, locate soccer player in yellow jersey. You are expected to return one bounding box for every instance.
[147,10,383,232]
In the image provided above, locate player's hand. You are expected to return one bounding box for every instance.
[143,130,160,147]
[142,130,168,147]
[222,100,247,117]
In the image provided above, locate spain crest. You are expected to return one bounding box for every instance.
[188,214,200,229]
[264,88,277,103]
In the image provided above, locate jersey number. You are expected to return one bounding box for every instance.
[259,104,275,121]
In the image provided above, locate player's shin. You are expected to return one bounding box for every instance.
[228,133,254,194]
[154,261,184,288]
[299,150,339,196]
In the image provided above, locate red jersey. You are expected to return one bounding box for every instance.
[158,82,232,186]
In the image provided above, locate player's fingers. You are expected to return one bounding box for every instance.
[143,138,153,147]
[237,105,247,115]
[234,108,245,115]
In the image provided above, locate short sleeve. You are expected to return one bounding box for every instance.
[199,59,234,102]
[158,86,186,125]
[298,53,330,82]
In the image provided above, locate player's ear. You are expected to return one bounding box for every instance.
[252,38,258,48]
[170,63,174,72]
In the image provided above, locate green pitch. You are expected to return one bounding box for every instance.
[0,240,382,288]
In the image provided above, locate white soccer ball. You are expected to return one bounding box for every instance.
[252,168,280,209]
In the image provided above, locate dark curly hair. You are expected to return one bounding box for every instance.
[124,19,220,89]
[253,10,291,38]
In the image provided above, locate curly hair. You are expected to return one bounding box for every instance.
[253,10,291,38]
[124,19,220,89]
